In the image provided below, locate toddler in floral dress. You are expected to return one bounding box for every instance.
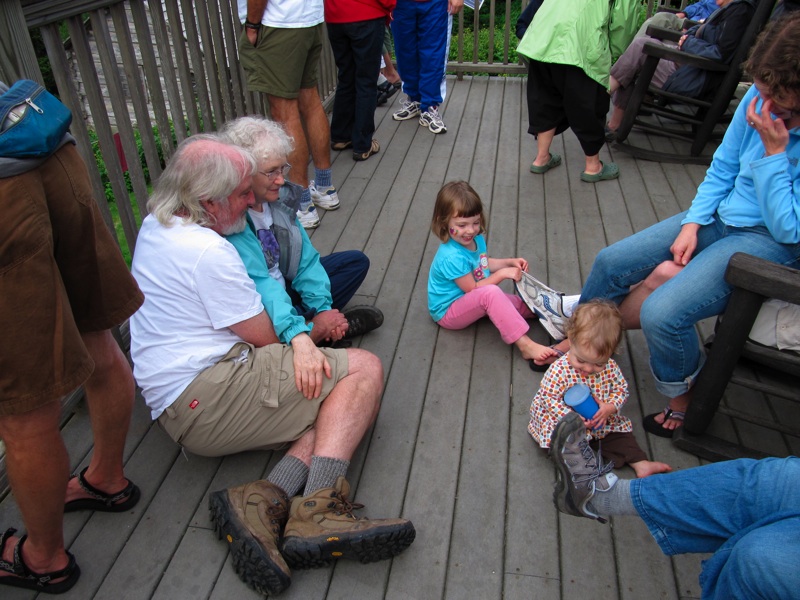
[528,300,671,478]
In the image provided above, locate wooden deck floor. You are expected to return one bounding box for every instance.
[2,75,797,600]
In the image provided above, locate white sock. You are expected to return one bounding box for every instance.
[563,294,581,317]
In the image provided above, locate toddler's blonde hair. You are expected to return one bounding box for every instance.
[566,300,623,359]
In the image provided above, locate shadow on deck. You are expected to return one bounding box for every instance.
[2,75,797,600]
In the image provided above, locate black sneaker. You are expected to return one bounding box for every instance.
[550,412,617,523]
[342,305,384,339]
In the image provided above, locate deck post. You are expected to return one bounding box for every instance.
[0,0,42,84]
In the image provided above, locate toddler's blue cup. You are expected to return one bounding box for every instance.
[564,384,599,421]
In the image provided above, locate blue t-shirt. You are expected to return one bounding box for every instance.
[427,234,491,321]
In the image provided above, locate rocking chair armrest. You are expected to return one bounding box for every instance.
[725,253,800,304]
[645,25,682,42]
[641,41,729,72]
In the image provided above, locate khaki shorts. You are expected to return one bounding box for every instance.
[0,144,144,416]
[158,342,349,456]
[238,24,323,98]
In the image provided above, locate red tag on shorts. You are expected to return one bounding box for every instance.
[189,399,199,409]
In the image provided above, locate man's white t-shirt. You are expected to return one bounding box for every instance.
[237,0,323,29]
[130,214,264,419]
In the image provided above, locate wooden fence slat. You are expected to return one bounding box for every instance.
[110,1,162,207]
[179,0,215,131]
[74,11,138,251]
[149,0,189,144]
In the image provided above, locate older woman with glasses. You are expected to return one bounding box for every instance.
[221,116,383,350]
[531,12,800,438]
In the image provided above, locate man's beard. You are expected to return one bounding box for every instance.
[218,205,248,235]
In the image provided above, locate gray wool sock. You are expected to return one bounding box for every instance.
[266,455,309,498]
[303,456,350,496]
[586,478,637,517]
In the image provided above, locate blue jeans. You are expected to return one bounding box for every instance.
[580,212,800,396]
[630,457,800,600]
[289,251,369,316]
[327,18,385,153]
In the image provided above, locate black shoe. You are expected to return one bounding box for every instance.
[342,305,384,339]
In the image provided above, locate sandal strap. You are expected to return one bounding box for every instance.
[74,467,135,507]
[0,528,23,576]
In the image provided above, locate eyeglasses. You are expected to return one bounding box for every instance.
[259,163,291,181]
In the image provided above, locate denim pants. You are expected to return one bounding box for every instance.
[630,457,800,600]
[327,18,385,153]
[580,212,800,397]
[320,250,370,310]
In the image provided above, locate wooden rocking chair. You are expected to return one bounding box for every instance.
[613,0,776,164]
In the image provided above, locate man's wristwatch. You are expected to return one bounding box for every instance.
[244,19,261,31]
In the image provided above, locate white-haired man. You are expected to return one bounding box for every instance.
[129,135,414,596]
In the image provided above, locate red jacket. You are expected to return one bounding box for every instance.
[324,0,395,24]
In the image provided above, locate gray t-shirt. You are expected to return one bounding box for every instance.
[0,80,75,178]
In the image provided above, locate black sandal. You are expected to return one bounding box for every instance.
[0,528,81,594]
[64,467,141,513]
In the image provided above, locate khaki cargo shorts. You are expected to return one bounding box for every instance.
[158,342,349,456]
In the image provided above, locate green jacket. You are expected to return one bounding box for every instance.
[517,0,639,88]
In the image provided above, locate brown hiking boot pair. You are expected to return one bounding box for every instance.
[209,477,415,596]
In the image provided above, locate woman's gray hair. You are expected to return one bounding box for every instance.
[147,134,257,226]
[220,115,294,165]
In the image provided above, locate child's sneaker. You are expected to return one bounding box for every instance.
[297,203,320,229]
[308,180,340,211]
[393,98,421,121]
[419,106,447,134]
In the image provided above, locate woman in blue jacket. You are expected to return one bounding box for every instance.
[538,13,800,437]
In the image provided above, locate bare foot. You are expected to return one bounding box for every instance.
[517,337,558,362]
[532,338,570,366]
[630,460,673,478]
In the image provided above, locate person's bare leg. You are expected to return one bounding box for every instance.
[606,105,626,131]
[298,87,331,172]
[619,261,684,329]
[382,53,401,84]
[0,401,70,578]
[532,128,556,168]
[310,349,382,460]
[269,95,310,189]
[584,154,603,176]
[65,330,135,503]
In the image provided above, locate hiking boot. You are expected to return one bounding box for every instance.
[297,203,320,229]
[515,271,568,341]
[392,98,420,121]
[309,180,341,211]
[208,481,292,595]
[550,412,617,524]
[419,106,446,134]
[281,477,416,569]
[343,305,384,339]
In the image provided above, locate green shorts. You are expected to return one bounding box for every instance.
[157,342,349,456]
[238,24,324,98]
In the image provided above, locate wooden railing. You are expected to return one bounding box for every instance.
[1,0,338,258]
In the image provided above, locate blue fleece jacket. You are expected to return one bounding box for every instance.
[683,85,800,244]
